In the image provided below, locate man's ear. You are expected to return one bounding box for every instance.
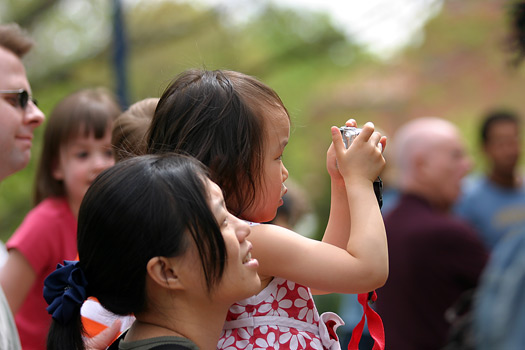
[146,256,184,291]
[413,152,428,175]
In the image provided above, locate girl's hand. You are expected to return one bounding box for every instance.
[331,122,386,183]
[327,119,357,188]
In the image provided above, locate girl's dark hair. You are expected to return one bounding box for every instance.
[147,69,289,217]
[34,88,121,205]
[46,154,227,350]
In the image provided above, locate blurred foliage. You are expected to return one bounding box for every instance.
[4,0,525,245]
[0,0,369,244]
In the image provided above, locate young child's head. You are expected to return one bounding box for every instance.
[44,154,260,349]
[148,69,290,222]
[112,97,159,162]
[34,88,121,210]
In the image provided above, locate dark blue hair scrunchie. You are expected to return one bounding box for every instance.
[43,260,88,324]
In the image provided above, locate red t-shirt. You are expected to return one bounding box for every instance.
[6,197,77,350]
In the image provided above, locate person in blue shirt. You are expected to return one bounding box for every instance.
[455,109,525,250]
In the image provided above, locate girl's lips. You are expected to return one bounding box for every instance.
[281,184,287,197]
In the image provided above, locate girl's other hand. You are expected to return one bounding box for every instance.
[326,118,357,188]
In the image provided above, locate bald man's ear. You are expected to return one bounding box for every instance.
[413,152,428,175]
[146,256,184,291]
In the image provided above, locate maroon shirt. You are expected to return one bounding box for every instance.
[375,194,488,350]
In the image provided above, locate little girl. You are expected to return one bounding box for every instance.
[147,69,388,350]
[0,88,121,350]
[44,154,261,350]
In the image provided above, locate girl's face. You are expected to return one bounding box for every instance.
[52,125,114,217]
[180,179,260,304]
[244,107,290,223]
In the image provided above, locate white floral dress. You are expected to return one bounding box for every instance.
[218,277,343,350]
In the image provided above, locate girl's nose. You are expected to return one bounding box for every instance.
[281,163,289,182]
[93,153,114,172]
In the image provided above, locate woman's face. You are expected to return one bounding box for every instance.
[182,179,261,305]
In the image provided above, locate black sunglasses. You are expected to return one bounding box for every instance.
[0,89,38,109]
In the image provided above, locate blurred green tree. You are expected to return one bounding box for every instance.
[0,0,367,244]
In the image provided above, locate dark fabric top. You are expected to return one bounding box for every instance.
[108,331,199,350]
[375,193,488,350]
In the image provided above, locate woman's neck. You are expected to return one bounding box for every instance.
[128,302,229,350]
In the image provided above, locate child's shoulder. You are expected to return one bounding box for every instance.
[20,197,74,228]
[31,197,71,217]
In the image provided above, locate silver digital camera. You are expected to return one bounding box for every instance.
[339,126,362,149]
[338,126,383,209]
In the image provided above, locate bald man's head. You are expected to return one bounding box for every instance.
[393,117,471,210]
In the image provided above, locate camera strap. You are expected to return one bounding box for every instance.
[348,291,385,350]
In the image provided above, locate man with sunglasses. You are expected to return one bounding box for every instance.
[0,23,45,181]
[0,23,44,350]
[0,23,120,350]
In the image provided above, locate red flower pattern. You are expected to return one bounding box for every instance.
[219,277,341,350]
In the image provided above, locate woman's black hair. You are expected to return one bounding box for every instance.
[147,69,289,218]
[47,154,226,350]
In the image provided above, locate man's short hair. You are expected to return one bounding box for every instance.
[0,23,34,58]
[480,109,520,144]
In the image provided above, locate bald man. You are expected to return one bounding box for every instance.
[375,117,488,350]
